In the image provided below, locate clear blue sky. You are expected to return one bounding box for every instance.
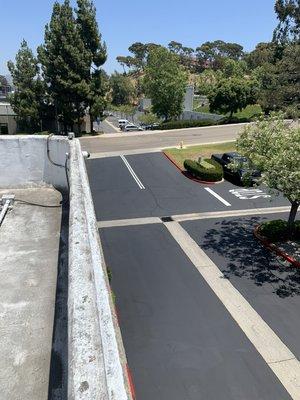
[0,0,278,75]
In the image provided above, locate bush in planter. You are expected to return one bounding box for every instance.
[259,220,288,241]
[183,158,223,182]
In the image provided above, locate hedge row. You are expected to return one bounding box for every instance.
[158,116,254,130]
[159,119,221,130]
[259,219,300,241]
[183,158,223,182]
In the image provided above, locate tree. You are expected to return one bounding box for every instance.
[116,42,161,73]
[110,72,136,106]
[138,112,160,125]
[168,41,183,54]
[8,40,44,132]
[128,42,148,70]
[196,40,244,70]
[236,113,300,232]
[208,77,257,118]
[38,0,91,133]
[221,59,248,78]
[244,42,283,69]
[195,69,222,96]
[273,0,300,43]
[143,47,187,120]
[255,43,300,114]
[76,0,107,131]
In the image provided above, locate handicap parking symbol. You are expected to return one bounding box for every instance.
[229,188,272,200]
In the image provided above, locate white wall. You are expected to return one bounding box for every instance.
[0,136,69,190]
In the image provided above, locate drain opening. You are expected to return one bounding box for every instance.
[161,216,174,222]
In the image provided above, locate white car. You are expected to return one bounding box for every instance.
[118,119,129,128]
[123,124,143,132]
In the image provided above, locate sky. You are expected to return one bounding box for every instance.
[0,0,278,76]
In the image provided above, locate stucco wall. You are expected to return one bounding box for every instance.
[0,135,69,190]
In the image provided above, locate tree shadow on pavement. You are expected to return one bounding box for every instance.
[201,217,300,298]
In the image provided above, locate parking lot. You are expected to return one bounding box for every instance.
[86,152,289,221]
[86,151,298,400]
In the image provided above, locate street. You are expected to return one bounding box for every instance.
[81,120,245,154]
[86,150,299,400]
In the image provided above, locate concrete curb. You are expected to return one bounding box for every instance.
[163,151,222,185]
[254,226,300,268]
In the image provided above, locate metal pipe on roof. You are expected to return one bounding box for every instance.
[0,195,15,227]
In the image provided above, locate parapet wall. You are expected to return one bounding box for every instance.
[0,135,69,190]
[68,139,130,399]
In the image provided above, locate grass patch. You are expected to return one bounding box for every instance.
[193,99,210,113]
[164,141,236,169]
[192,103,263,121]
[232,104,262,120]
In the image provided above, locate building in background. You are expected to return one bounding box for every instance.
[0,102,17,134]
[139,85,194,114]
[0,76,13,101]
[0,76,16,134]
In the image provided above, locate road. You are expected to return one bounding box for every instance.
[81,122,245,154]
[86,151,299,400]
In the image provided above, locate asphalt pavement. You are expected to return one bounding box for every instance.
[86,150,299,400]
[80,122,245,154]
[86,152,289,221]
[182,214,300,361]
[101,223,291,400]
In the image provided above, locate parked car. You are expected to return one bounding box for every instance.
[141,123,160,130]
[118,119,129,128]
[123,124,144,132]
[211,152,261,185]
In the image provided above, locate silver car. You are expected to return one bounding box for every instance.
[123,124,144,132]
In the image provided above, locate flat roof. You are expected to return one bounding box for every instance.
[0,187,64,400]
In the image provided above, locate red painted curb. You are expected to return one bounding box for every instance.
[126,364,136,400]
[163,151,221,185]
[254,226,300,268]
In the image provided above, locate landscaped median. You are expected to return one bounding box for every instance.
[184,158,223,182]
[254,220,300,268]
[163,141,236,184]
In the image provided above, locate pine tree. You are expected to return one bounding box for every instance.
[76,0,107,132]
[8,40,44,133]
[38,0,91,134]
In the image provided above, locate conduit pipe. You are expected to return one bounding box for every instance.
[0,195,15,227]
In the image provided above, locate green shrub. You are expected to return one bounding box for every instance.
[107,267,112,283]
[222,116,251,124]
[159,119,219,130]
[183,158,223,182]
[259,220,288,241]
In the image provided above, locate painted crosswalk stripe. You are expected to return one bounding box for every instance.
[205,187,231,207]
[120,155,145,190]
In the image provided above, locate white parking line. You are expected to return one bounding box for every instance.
[120,155,145,190]
[205,187,231,207]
